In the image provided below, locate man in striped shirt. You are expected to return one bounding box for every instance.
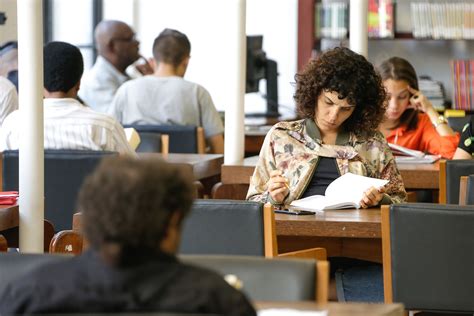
[0,41,134,155]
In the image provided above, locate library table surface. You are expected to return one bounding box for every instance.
[221,155,439,190]
[256,301,404,316]
[138,153,223,180]
[275,208,383,263]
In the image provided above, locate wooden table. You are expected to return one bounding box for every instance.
[222,155,439,190]
[256,301,404,316]
[139,153,223,180]
[0,204,19,231]
[276,208,383,263]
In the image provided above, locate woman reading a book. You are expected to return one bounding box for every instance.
[247,47,406,209]
[377,57,459,159]
[247,47,406,303]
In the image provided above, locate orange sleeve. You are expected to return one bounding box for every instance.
[417,114,460,159]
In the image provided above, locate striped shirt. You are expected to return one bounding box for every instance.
[0,77,18,128]
[0,98,135,155]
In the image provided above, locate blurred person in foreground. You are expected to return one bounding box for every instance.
[0,157,256,315]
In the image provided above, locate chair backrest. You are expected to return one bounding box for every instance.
[2,150,117,231]
[125,125,205,154]
[467,175,474,205]
[439,159,474,204]
[49,230,83,255]
[179,199,276,257]
[135,132,169,154]
[181,255,319,302]
[446,115,472,133]
[382,204,474,313]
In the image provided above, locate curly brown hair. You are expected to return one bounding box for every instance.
[77,156,194,265]
[294,47,387,134]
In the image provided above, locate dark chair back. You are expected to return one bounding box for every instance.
[125,125,204,154]
[181,255,317,302]
[382,203,474,313]
[136,132,163,153]
[446,115,472,133]
[440,159,474,204]
[179,199,265,256]
[465,175,474,205]
[2,150,116,231]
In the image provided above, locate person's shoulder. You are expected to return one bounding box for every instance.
[273,119,305,132]
[2,109,20,127]
[0,76,16,92]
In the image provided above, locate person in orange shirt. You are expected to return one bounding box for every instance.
[378,57,459,159]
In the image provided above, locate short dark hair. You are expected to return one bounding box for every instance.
[43,41,83,93]
[378,56,419,130]
[152,28,191,67]
[77,157,194,266]
[294,47,387,134]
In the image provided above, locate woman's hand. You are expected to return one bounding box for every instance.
[268,170,290,204]
[360,186,384,208]
[407,86,434,114]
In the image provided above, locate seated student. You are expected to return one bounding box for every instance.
[247,47,406,303]
[0,76,18,127]
[79,20,153,114]
[0,157,256,315]
[453,116,474,159]
[0,41,18,91]
[110,28,224,154]
[247,47,406,207]
[0,41,134,155]
[377,57,459,159]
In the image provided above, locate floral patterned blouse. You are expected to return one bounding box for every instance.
[246,119,407,207]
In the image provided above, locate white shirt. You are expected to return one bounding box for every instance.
[0,77,18,128]
[0,98,135,155]
[109,76,224,138]
[78,56,129,114]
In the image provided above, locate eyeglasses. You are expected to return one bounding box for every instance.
[112,34,137,43]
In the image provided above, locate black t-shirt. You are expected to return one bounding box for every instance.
[0,250,256,316]
[301,156,340,198]
[458,117,474,157]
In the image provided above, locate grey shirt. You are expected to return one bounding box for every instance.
[109,76,224,138]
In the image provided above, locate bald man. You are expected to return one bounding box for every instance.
[79,20,152,114]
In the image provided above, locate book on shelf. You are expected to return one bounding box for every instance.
[388,143,440,164]
[289,173,388,212]
[368,0,394,38]
[451,59,474,111]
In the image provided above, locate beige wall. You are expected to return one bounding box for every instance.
[0,0,18,43]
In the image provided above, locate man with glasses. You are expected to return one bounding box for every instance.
[79,20,152,114]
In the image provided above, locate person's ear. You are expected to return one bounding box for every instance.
[160,211,184,254]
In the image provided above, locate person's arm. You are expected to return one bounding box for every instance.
[207,133,224,154]
[453,148,472,159]
[453,120,474,159]
[407,86,455,136]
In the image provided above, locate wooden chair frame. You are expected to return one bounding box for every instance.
[439,159,447,204]
[381,205,393,304]
[196,127,206,154]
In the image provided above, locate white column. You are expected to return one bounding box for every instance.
[349,0,368,58]
[224,0,246,164]
[17,0,44,253]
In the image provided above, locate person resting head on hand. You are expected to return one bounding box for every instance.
[247,47,407,208]
[378,57,459,159]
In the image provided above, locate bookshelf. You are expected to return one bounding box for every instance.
[297,0,474,110]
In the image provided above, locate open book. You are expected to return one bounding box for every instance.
[289,173,388,212]
[388,143,440,164]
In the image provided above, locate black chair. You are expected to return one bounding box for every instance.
[467,175,474,205]
[382,204,474,314]
[439,159,474,204]
[135,132,169,153]
[125,125,205,154]
[181,255,326,303]
[446,115,472,133]
[2,150,117,231]
[179,199,326,259]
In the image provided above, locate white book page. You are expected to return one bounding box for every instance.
[388,143,425,158]
[290,173,388,211]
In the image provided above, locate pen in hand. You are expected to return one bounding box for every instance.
[269,162,290,190]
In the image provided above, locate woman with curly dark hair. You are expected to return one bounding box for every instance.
[247,47,406,208]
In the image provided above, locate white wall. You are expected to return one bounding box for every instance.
[105,0,298,114]
[0,0,18,42]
